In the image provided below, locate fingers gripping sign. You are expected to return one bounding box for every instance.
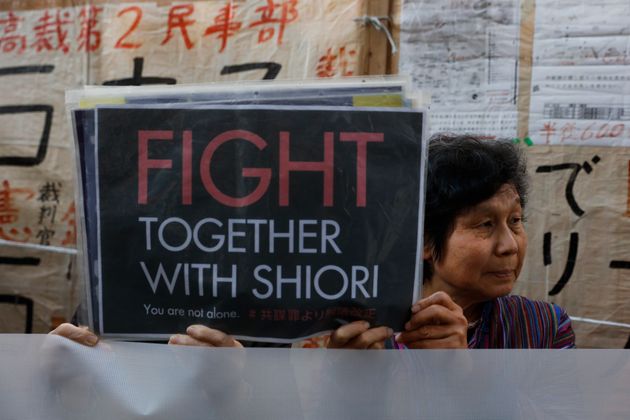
[168,324,243,348]
[327,320,393,349]
[397,292,468,349]
[49,323,99,347]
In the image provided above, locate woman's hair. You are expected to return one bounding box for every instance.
[423,134,529,280]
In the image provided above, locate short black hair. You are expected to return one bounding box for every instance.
[423,134,529,280]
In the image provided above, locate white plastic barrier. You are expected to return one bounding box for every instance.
[1,335,629,419]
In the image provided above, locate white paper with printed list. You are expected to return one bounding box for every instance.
[528,0,630,146]
[399,0,520,138]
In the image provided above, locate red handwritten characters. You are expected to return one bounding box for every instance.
[161,4,196,50]
[539,121,628,144]
[60,202,76,246]
[0,226,33,243]
[32,9,72,53]
[204,3,243,53]
[0,180,35,243]
[0,11,26,53]
[540,122,556,144]
[316,46,357,78]
[249,0,298,45]
[557,122,575,143]
[115,6,143,49]
[0,180,34,225]
[77,5,103,52]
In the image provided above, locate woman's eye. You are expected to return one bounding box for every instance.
[478,220,493,228]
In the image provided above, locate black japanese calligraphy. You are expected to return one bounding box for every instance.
[0,65,54,166]
[220,62,281,80]
[535,155,601,217]
[102,57,176,86]
[544,232,579,296]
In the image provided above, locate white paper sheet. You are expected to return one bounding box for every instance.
[529,0,630,146]
[400,0,520,137]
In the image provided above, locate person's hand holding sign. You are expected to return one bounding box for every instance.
[327,321,393,349]
[168,325,243,348]
[50,323,99,347]
[396,292,468,349]
[50,323,243,348]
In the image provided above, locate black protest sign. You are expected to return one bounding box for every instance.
[95,106,424,341]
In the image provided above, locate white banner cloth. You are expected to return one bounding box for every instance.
[1,335,629,419]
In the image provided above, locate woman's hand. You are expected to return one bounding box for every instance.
[168,325,243,348]
[396,291,468,349]
[49,323,99,347]
[327,321,393,349]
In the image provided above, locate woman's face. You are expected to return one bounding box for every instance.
[427,183,527,305]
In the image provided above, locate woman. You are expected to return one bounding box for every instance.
[52,134,575,349]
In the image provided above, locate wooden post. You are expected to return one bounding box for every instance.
[517,0,536,139]
[365,0,392,75]
[387,0,401,75]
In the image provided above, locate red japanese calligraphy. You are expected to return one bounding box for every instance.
[115,6,143,49]
[204,3,242,53]
[161,4,196,50]
[539,121,629,143]
[77,6,103,52]
[580,122,596,141]
[540,122,556,144]
[316,46,357,78]
[0,11,26,53]
[0,226,32,243]
[249,0,298,45]
[32,9,72,53]
[559,122,575,143]
[61,202,76,246]
[317,48,337,78]
[0,180,34,225]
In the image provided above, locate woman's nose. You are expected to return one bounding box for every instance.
[495,225,518,255]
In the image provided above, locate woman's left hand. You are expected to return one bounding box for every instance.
[396,291,468,349]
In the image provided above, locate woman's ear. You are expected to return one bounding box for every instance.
[423,243,433,261]
[422,242,434,283]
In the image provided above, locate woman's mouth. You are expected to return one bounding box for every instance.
[488,270,514,279]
